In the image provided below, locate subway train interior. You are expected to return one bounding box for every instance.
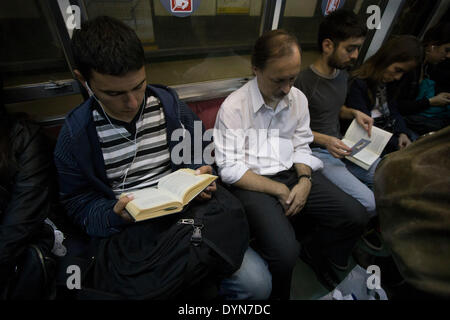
[1,0,449,307]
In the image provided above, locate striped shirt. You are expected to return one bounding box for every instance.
[93,95,172,197]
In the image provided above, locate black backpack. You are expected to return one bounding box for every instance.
[77,184,249,300]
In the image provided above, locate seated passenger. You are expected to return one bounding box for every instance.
[213,29,369,298]
[347,35,422,155]
[374,126,450,299]
[295,9,377,214]
[395,22,450,135]
[54,16,271,300]
[0,90,56,299]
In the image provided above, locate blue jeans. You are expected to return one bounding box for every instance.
[312,148,378,216]
[219,247,272,300]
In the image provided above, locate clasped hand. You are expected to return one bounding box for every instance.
[277,179,312,217]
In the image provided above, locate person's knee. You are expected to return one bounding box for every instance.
[242,248,272,300]
[239,267,272,300]
[224,248,272,300]
[254,236,299,273]
[341,198,370,230]
[352,203,370,230]
[362,193,376,214]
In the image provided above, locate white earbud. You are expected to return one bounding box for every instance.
[85,81,94,97]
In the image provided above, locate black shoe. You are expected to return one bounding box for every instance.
[362,229,383,251]
[352,244,376,269]
[327,258,349,272]
[374,256,405,287]
[300,246,340,291]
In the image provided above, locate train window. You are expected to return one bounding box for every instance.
[0,0,73,87]
[84,0,267,86]
[389,0,439,37]
[4,94,84,121]
[279,0,387,70]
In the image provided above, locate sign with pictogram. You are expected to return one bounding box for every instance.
[171,0,192,13]
[160,0,201,17]
[322,0,346,16]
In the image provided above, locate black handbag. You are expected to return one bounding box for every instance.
[2,224,57,300]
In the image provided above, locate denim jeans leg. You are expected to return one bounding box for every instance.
[218,247,272,300]
[343,157,380,190]
[312,148,376,215]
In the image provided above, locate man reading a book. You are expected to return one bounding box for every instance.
[294,9,378,216]
[213,29,369,298]
[54,16,271,300]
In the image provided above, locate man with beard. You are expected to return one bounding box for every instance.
[214,29,369,298]
[295,9,377,219]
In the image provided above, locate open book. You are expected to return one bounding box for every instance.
[342,119,393,170]
[120,168,217,222]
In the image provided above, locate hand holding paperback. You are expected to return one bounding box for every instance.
[342,119,392,170]
[120,168,217,221]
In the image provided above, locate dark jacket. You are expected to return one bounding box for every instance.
[395,61,450,116]
[54,84,208,238]
[346,78,410,154]
[394,65,431,116]
[0,120,55,290]
[375,126,450,298]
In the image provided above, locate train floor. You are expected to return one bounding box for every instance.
[290,236,406,300]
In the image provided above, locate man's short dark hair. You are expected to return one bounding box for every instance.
[251,29,301,70]
[318,9,367,52]
[71,16,145,81]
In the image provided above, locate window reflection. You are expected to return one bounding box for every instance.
[0,0,72,86]
[281,0,384,70]
[85,0,266,84]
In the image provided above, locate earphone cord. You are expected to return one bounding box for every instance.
[98,93,146,144]
[121,140,139,194]
[86,81,146,193]
[86,80,145,144]
[112,98,145,193]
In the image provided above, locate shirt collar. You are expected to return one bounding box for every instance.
[249,77,291,114]
[310,64,340,80]
[93,93,149,134]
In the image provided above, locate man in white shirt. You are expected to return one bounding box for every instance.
[214,30,369,298]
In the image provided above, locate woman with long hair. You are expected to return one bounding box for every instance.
[395,21,450,135]
[346,35,423,155]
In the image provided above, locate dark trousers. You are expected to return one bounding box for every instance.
[405,114,450,136]
[230,168,369,300]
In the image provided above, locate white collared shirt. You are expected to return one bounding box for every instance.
[213,77,323,185]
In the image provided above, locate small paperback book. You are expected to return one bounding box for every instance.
[342,119,393,170]
[120,168,217,222]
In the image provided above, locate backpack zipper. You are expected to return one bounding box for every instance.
[178,219,204,246]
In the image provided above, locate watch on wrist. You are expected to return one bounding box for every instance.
[298,174,312,183]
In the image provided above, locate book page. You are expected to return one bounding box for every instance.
[158,170,212,202]
[342,119,393,163]
[342,119,367,147]
[352,148,380,165]
[364,126,393,154]
[345,156,370,170]
[124,187,179,211]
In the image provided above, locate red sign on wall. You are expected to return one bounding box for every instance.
[171,0,192,13]
[325,0,341,15]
